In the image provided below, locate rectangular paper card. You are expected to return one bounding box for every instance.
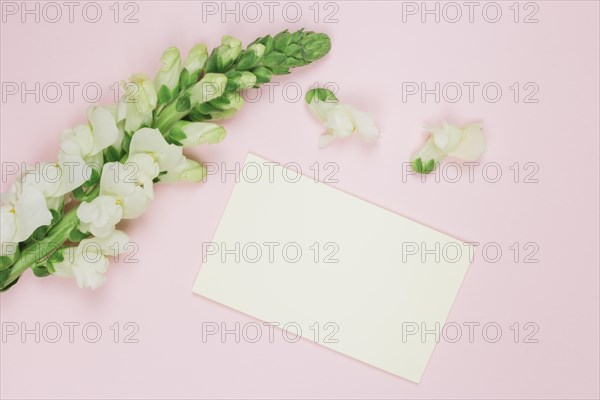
[193,153,472,382]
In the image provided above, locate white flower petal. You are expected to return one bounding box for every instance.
[318,133,336,148]
[13,184,53,242]
[94,230,130,256]
[0,205,17,244]
[446,124,486,161]
[348,106,380,141]
[52,247,77,278]
[129,128,183,171]
[77,196,123,238]
[325,106,354,137]
[88,106,119,153]
[431,123,463,153]
[120,186,150,219]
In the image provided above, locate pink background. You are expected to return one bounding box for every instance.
[1,1,599,398]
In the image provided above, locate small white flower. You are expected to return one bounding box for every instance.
[306,89,380,148]
[0,182,52,255]
[52,230,130,289]
[412,123,486,173]
[117,74,158,133]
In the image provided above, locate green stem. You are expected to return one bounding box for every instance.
[153,101,190,133]
[3,208,79,288]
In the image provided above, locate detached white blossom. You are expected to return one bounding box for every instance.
[171,121,226,147]
[53,230,130,289]
[0,182,52,255]
[117,74,158,133]
[305,88,381,148]
[411,123,486,173]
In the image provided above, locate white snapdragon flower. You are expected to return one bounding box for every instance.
[21,106,121,209]
[412,123,486,173]
[77,162,150,237]
[53,230,130,289]
[60,106,119,165]
[305,88,380,148]
[22,154,89,202]
[118,74,158,133]
[76,128,181,237]
[0,181,52,256]
[155,47,181,94]
[128,128,184,173]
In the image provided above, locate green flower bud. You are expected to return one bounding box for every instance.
[155,47,182,103]
[159,158,207,183]
[226,71,257,91]
[189,73,227,105]
[252,67,272,84]
[184,44,208,75]
[206,35,243,72]
[299,32,331,64]
[170,121,226,147]
[210,92,245,120]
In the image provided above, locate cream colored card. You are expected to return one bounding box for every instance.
[193,153,472,382]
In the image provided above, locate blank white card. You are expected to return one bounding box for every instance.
[193,153,472,382]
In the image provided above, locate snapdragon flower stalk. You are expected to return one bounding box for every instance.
[0,29,331,291]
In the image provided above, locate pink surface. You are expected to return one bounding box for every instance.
[1,1,599,399]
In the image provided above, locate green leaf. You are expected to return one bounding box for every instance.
[168,126,187,145]
[72,186,86,200]
[305,88,338,104]
[255,35,274,54]
[68,228,89,242]
[263,52,287,69]
[32,265,50,278]
[48,249,65,264]
[179,68,191,88]
[188,109,212,122]
[273,30,292,52]
[104,146,122,163]
[411,158,437,174]
[284,43,302,58]
[50,209,62,226]
[122,131,133,153]
[0,270,19,292]
[30,225,49,242]
[86,168,100,186]
[176,93,192,112]
[158,85,172,104]
[252,67,272,84]
[235,50,258,71]
[269,65,290,75]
